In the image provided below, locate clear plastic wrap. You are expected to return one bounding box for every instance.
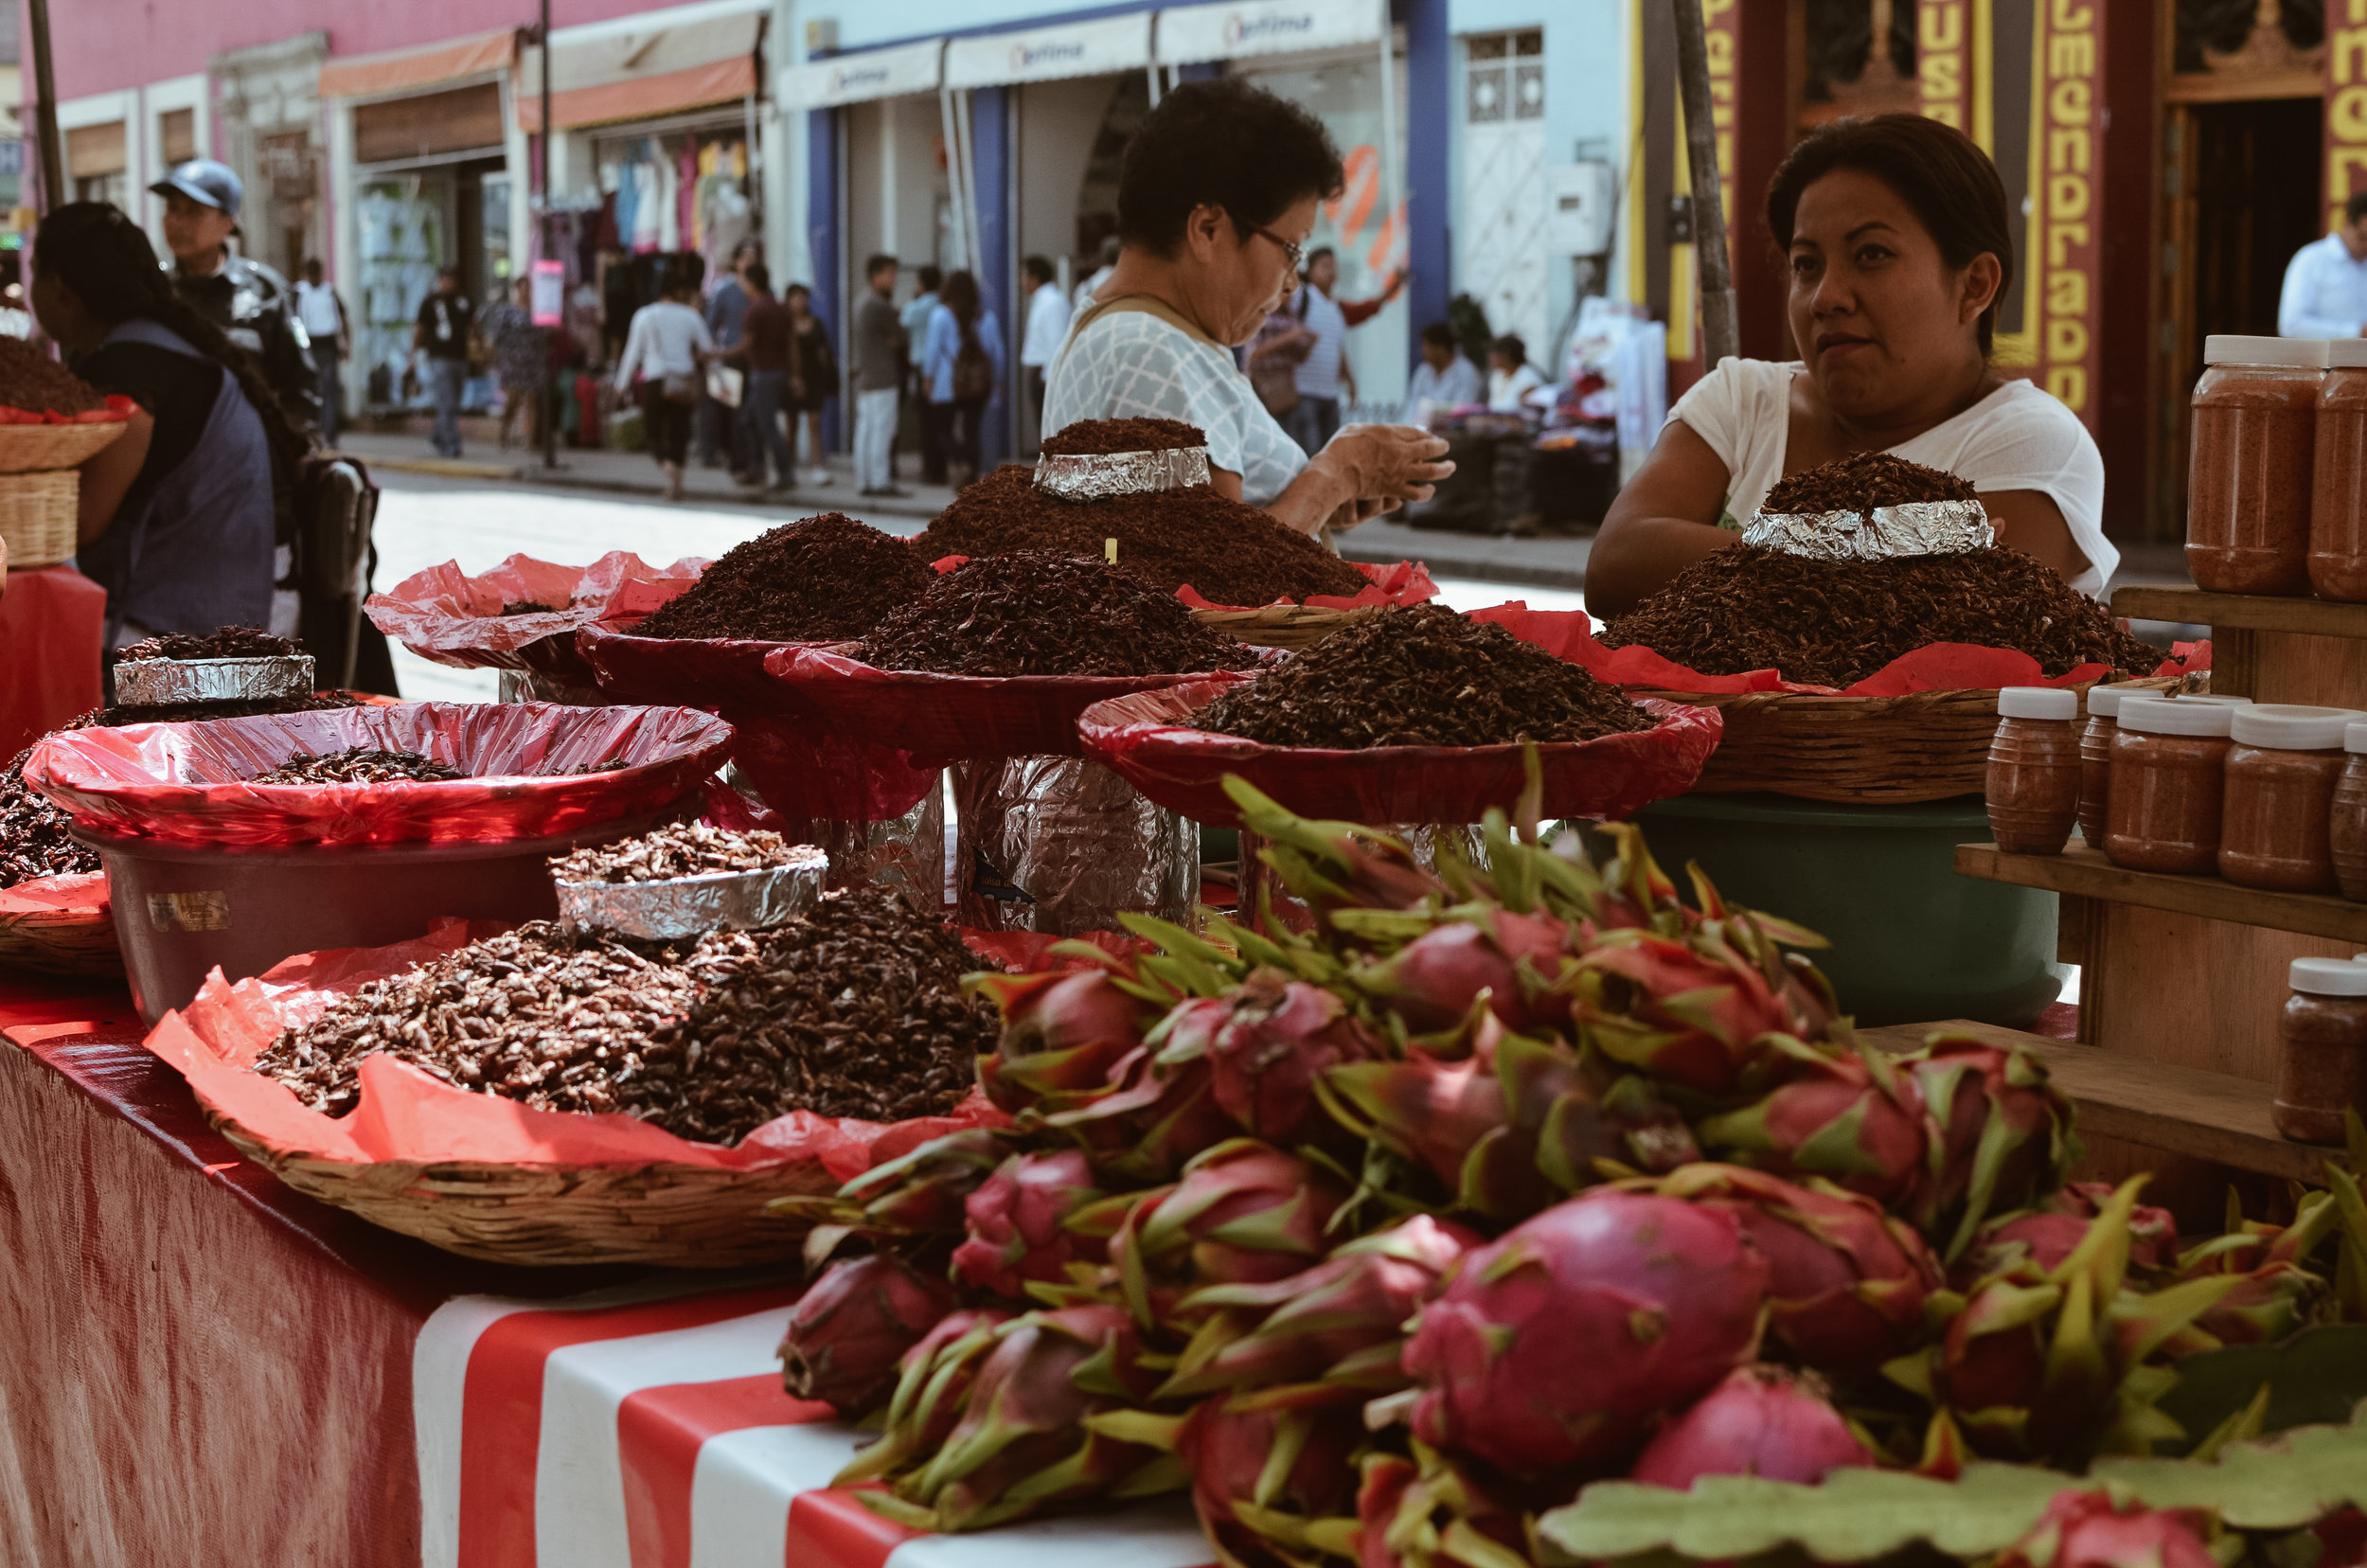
[952,757,1199,935]
[365,551,704,686]
[1077,681,1721,828]
[22,702,733,847]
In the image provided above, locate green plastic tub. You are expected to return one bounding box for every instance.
[1618,793,2063,1028]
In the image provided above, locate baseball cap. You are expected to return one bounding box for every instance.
[149,159,243,220]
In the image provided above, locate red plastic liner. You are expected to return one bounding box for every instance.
[365,551,703,686]
[578,624,938,824]
[141,917,1005,1168]
[1472,604,2207,695]
[22,701,734,848]
[1077,681,1722,828]
[762,645,1260,762]
[0,394,136,426]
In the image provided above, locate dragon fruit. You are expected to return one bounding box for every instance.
[1966,1182,2180,1283]
[1402,1190,1770,1479]
[777,1252,961,1417]
[1573,928,1824,1096]
[951,1149,1107,1300]
[1899,1035,2079,1261]
[1694,1045,1929,1208]
[1095,1141,1351,1326]
[1994,1491,2218,1568]
[1352,911,1575,1037]
[1353,1440,1541,1568]
[789,1126,1008,1237]
[2173,1189,2340,1345]
[1151,970,1379,1144]
[1224,778,1450,929]
[1180,1390,1366,1568]
[835,1307,1016,1485]
[970,967,1149,1114]
[1633,1165,1941,1376]
[1628,1365,1874,1487]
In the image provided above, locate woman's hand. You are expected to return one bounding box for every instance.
[1257,423,1452,538]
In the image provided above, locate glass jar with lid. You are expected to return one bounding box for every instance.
[2080,689,2251,846]
[1986,686,2081,853]
[2278,957,2367,1145]
[2219,704,2358,891]
[2311,338,2367,600]
[2331,719,2367,900]
[2104,697,2239,874]
[2189,334,2325,597]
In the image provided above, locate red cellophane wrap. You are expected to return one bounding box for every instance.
[1176,559,1441,612]
[0,393,137,426]
[1472,604,2205,694]
[0,871,109,924]
[762,644,1260,762]
[140,918,1002,1176]
[1077,681,1722,828]
[365,551,704,686]
[22,701,734,848]
[578,623,937,825]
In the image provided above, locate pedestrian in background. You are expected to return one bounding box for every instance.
[614,258,716,502]
[701,241,757,471]
[900,264,945,485]
[1019,254,1071,448]
[2279,190,2367,338]
[923,268,1004,489]
[1400,320,1484,423]
[739,262,796,494]
[413,266,472,458]
[151,158,319,433]
[852,254,907,497]
[479,276,547,451]
[1284,247,1408,454]
[292,258,347,446]
[782,283,839,487]
[1487,334,1543,413]
[1073,235,1120,313]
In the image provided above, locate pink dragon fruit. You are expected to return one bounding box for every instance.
[1900,1035,2079,1261]
[837,1307,1016,1483]
[1628,1365,1874,1487]
[951,1149,1107,1300]
[1635,1165,1941,1376]
[810,1127,1008,1236]
[777,1252,960,1416]
[1048,1042,1239,1185]
[1180,1390,1365,1568]
[1354,1440,1543,1568]
[1152,970,1379,1144]
[1573,930,1820,1096]
[1966,1182,2180,1283]
[1097,1141,1352,1324]
[970,967,1149,1114]
[1224,778,1450,929]
[1695,1046,1930,1208]
[1353,911,1575,1036]
[1402,1190,1771,1479]
[1994,1491,2218,1568]
[2173,1188,2340,1345]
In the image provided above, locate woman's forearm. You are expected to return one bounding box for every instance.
[1581,516,1735,619]
[1262,453,1357,537]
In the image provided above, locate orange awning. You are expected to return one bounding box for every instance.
[515,55,756,133]
[318,29,517,100]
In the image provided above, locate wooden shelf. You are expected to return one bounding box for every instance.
[1955,842,2367,945]
[1858,1020,2333,1184]
[2111,584,2367,640]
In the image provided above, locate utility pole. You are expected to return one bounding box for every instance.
[540,0,560,470]
[26,0,63,214]
[1670,0,1736,367]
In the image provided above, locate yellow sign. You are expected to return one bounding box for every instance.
[2025,0,2101,426]
[2330,1,2367,228]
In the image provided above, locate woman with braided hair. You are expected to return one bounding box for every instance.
[29,201,300,646]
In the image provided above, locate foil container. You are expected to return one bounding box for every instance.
[1033,445,1212,502]
[499,668,615,706]
[555,845,830,940]
[1738,500,1992,561]
[794,775,950,907]
[113,654,316,706]
[954,756,1198,935]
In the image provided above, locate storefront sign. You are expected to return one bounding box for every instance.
[944,13,1152,89]
[779,38,943,108]
[1917,0,1973,135]
[1703,0,1736,233]
[2026,0,2102,427]
[2328,1,2367,228]
[530,260,564,328]
[1153,0,1381,65]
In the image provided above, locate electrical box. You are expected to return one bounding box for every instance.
[1546,161,1616,257]
[805,19,839,52]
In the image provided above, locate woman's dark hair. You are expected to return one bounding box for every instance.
[660,256,702,297]
[1419,321,1457,350]
[1766,114,2013,355]
[1492,334,1526,366]
[744,260,772,294]
[35,202,310,476]
[940,270,980,328]
[917,263,943,292]
[1116,79,1344,258]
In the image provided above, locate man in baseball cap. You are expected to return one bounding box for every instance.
[148,157,320,433]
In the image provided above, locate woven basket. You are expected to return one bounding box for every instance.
[208,1115,842,1266]
[0,419,129,475]
[0,900,120,977]
[1191,602,1379,650]
[1639,675,2178,804]
[0,470,80,568]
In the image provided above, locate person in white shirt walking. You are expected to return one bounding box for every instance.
[1400,321,1484,424]
[1019,255,1072,450]
[613,259,718,502]
[292,258,348,445]
[1284,247,1407,454]
[2281,193,2367,339]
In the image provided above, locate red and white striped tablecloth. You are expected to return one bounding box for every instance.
[414,1277,1218,1568]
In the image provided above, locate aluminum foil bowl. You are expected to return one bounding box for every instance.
[1738,500,1992,561]
[1034,445,1212,501]
[113,654,316,707]
[555,845,829,940]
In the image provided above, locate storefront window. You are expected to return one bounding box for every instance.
[356,177,445,409]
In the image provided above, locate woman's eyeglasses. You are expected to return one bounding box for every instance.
[1237,218,1306,276]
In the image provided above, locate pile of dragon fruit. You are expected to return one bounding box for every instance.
[774,777,2367,1568]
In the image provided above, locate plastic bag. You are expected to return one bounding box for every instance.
[0,393,137,427]
[1473,604,2196,695]
[365,551,704,686]
[141,917,1003,1172]
[1077,680,1722,828]
[579,625,938,824]
[763,645,1259,762]
[952,757,1198,935]
[23,701,734,848]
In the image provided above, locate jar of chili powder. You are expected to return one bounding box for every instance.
[2330,720,2367,901]
[2219,704,2358,892]
[2188,335,2325,597]
[1986,686,2081,854]
[2105,697,2239,875]
[2278,957,2367,1145]
[2311,338,2367,600]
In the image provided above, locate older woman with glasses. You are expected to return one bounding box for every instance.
[1040,79,1450,539]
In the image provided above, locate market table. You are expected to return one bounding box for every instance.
[0,972,1212,1568]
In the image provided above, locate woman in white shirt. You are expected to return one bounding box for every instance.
[1487,333,1545,413]
[1587,114,2112,617]
[613,260,716,502]
[1041,78,1450,538]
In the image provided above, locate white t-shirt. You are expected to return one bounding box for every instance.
[1668,358,2116,597]
[1021,281,1073,369]
[1041,301,1308,508]
[613,300,715,390]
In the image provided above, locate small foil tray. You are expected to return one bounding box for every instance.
[113,654,317,707]
[1034,445,1213,501]
[555,846,829,941]
[1738,499,1992,561]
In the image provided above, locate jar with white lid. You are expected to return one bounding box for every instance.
[1987,686,2080,854]
[2189,334,2326,597]
[2105,697,2238,874]
[2332,719,2367,900]
[2278,956,2367,1144]
[2313,337,2367,600]
[2082,690,2251,847]
[2219,704,2358,890]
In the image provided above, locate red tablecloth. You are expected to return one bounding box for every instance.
[0,565,105,761]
